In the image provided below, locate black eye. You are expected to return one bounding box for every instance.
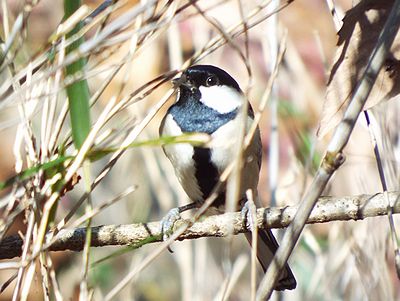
[206,75,218,87]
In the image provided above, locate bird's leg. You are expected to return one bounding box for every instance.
[240,199,257,232]
[160,202,198,242]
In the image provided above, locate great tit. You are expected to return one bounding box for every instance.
[159,65,296,291]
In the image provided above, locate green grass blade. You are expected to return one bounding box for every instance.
[64,0,91,149]
[0,134,209,190]
[0,155,73,190]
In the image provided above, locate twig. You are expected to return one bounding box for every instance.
[1,192,399,260]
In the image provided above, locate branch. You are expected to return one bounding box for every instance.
[1,192,399,260]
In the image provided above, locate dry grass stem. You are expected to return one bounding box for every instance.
[1,1,399,300]
[257,1,400,298]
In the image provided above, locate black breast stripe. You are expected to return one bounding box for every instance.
[192,147,225,206]
[193,147,218,199]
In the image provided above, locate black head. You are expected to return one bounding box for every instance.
[173,65,241,93]
[166,64,254,134]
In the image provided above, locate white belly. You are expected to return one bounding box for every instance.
[209,116,261,198]
[161,114,203,201]
[160,113,261,203]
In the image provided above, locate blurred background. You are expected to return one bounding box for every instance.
[1,0,399,300]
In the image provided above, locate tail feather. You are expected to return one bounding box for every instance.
[244,229,297,291]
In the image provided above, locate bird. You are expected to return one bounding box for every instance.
[159,64,296,291]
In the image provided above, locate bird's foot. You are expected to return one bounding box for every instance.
[160,207,181,242]
[240,200,257,232]
[160,202,198,252]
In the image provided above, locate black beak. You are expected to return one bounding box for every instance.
[172,73,193,90]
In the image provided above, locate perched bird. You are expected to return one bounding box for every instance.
[159,65,296,291]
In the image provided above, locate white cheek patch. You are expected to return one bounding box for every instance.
[199,85,243,113]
